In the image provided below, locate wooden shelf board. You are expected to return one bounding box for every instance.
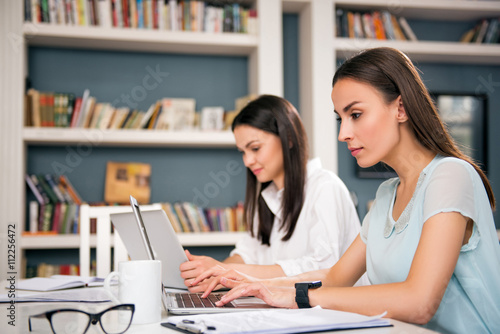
[334,38,500,65]
[23,128,236,148]
[334,0,500,21]
[24,24,259,55]
[20,232,245,249]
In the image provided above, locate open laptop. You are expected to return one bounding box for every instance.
[110,196,274,314]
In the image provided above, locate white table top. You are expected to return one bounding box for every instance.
[1,286,438,334]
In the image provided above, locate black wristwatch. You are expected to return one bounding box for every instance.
[295,281,322,308]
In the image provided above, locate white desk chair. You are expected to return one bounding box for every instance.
[79,203,162,278]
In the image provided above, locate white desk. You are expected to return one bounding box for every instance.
[1,287,437,334]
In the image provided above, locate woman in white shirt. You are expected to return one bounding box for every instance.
[180,95,367,291]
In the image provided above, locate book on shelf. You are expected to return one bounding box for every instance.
[398,17,417,41]
[200,106,224,131]
[25,0,257,34]
[157,97,196,131]
[484,19,500,44]
[372,11,386,40]
[26,88,41,127]
[104,161,151,204]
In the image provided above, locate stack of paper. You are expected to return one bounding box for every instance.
[165,307,391,333]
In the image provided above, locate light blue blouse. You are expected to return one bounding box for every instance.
[361,155,500,334]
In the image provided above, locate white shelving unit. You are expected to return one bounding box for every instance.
[20,231,246,249]
[23,128,236,148]
[334,38,500,65]
[0,0,287,280]
[23,24,259,55]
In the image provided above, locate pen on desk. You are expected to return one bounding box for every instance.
[177,319,216,333]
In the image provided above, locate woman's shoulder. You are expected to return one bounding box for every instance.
[427,156,478,181]
[306,158,344,184]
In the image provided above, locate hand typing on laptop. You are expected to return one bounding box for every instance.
[179,249,227,291]
[196,270,297,309]
[190,267,256,298]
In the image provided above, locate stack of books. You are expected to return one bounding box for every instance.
[336,9,417,41]
[24,0,258,34]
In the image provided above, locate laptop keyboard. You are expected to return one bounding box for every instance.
[175,293,235,308]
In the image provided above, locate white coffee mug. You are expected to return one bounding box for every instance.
[104,260,162,324]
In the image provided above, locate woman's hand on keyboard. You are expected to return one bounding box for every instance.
[180,250,224,288]
[216,278,296,309]
[191,267,256,297]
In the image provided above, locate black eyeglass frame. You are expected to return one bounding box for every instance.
[28,304,135,334]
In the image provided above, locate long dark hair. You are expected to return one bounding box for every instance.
[332,47,495,210]
[232,95,309,245]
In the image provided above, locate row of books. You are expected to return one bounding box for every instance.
[25,89,255,131]
[25,263,86,279]
[25,88,199,130]
[460,18,500,44]
[161,202,246,233]
[25,174,84,234]
[336,9,417,41]
[24,0,258,34]
[25,171,246,233]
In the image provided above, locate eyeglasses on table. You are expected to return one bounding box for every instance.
[28,304,135,334]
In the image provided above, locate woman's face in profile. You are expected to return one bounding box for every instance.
[233,124,285,189]
[332,78,402,168]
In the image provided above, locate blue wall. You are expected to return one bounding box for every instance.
[283,14,299,110]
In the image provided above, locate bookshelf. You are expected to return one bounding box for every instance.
[332,0,500,65]
[1,0,288,280]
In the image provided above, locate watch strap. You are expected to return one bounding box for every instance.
[295,283,312,308]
